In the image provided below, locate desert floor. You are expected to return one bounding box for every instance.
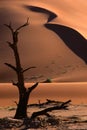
[0,104,87,130]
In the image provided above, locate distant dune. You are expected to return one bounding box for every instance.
[0,0,87,82]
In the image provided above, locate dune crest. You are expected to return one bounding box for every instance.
[24,5,57,22]
[45,23,87,64]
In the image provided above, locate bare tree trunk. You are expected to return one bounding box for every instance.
[14,82,38,119]
[4,19,38,119]
[14,89,29,119]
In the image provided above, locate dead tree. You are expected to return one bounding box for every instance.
[4,18,38,119]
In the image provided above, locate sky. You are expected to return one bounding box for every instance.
[0,0,87,82]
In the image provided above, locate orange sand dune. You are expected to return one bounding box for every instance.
[0,0,87,83]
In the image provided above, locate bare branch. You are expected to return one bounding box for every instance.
[4,23,13,34]
[5,63,17,72]
[15,17,29,32]
[31,100,71,119]
[4,18,29,36]
[22,66,36,73]
[28,82,38,93]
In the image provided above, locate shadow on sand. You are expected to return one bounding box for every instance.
[45,23,87,64]
[23,5,57,22]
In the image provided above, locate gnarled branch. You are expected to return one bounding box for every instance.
[31,100,71,119]
[22,66,36,73]
[28,82,38,93]
[5,63,17,72]
[4,18,29,44]
[16,17,29,32]
[4,22,13,34]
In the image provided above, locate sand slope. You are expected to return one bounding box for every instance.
[0,0,87,82]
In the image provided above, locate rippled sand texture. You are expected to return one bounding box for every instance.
[0,0,87,82]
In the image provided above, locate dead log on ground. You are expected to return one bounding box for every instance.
[28,99,64,108]
[30,100,71,120]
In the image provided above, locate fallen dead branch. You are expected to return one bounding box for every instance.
[28,99,65,108]
[30,100,71,120]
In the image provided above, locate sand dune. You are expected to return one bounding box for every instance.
[45,23,87,64]
[0,0,87,82]
[52,67,87,82]
[24,5,57,22]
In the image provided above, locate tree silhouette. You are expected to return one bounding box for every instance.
[4,19,71,123]
[4,18,38,119]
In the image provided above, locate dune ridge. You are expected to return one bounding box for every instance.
[45,23,87,64]
[24,5,57,22]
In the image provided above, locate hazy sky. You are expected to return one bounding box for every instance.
[0,0,87,82]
